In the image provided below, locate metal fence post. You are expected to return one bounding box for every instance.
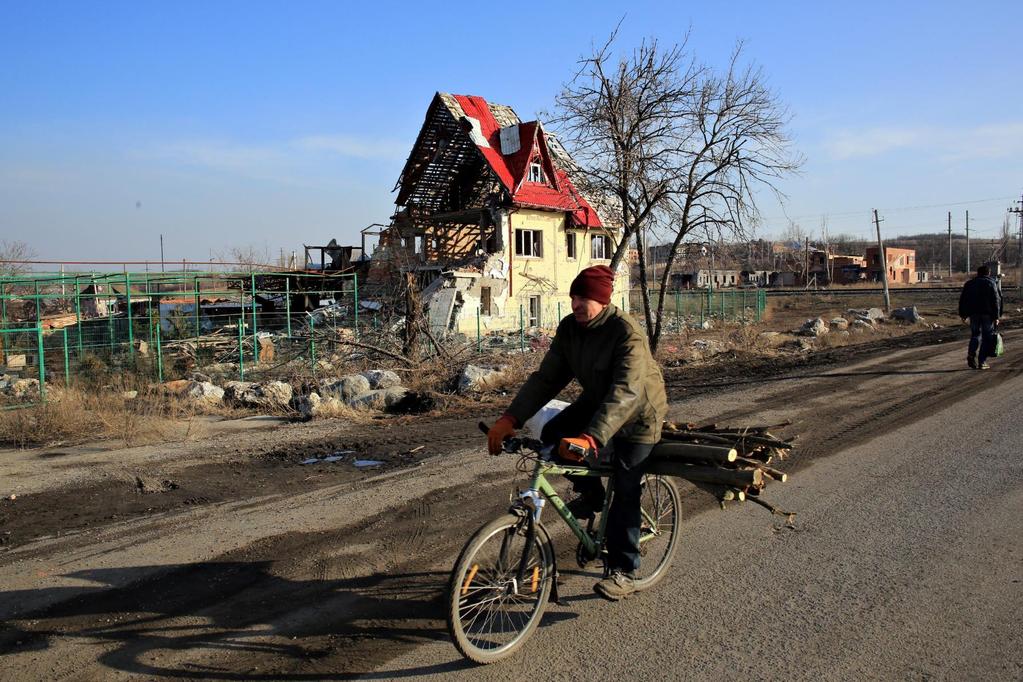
[353,273,359,340]
[74,275,83,355]
[238,318,245,381]
[155,322,163,382]
[519,304,525,353]
[285,277,292,338]
[34,280,41,325]
[250,273,258,363]
[309,315,316,372]
[36,326,46,401]
[126,272,135,356]
[62,327,69,386]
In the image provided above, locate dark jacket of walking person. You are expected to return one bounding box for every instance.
[486,265,667,601]
[958,265,1002,369]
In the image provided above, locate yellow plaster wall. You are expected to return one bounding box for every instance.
[450,209,630,335]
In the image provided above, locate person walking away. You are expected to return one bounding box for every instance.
[486,265,667,601]
[958,264,1002,370]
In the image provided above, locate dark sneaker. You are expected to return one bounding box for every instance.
[594,570,636,601]
[565,496,601,520]
[978,362,991,370]
[968,356,977,369]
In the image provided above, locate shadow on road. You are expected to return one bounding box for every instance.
[0,560,489,679]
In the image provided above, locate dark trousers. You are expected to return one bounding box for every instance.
[968,315,996,363]
[539,402,653,574]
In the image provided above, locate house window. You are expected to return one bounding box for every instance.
[527,295,541,327]
[566,232,577,259]
[591,234,610,260]
[529,163,545,183]
[480,286,492,316]
[515,229,543,257]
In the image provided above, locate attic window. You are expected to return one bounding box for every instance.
[529,163,545,183]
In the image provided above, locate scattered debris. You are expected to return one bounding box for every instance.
[353,459,384,468]
[301,450,355,465]
[829,317,850,331]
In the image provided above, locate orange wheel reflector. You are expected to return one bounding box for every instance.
[461,564,479,595]
[531,565,540,593]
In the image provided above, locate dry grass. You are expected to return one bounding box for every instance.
[0,386,210,449]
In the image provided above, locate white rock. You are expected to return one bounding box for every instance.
[458,365,504,393]
[349,386,409,410]
[361,369,402,389]
[322,374,371,400]
[800,318,829,337]
[186,380,224,406]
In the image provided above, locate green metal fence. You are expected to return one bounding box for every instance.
[0,270,362,386]
[0,326,45,408]
[628,288,767,328]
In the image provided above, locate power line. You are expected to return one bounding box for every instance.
[765,194,1016,225]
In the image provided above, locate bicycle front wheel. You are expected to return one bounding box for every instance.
[446,513,554,664]
[633,475,682,591]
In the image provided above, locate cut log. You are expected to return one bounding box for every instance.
[690,482,746,502]
[646,461,764,488]
[659,431,736,446]
[733,457,788,483]
[650,442,737,464]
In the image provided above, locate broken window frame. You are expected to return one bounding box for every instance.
[527,295,541,327]
[565,232,577,260]
[515,229,543,258]
[528,162,545,184]
[590,234,610,260]
[480,286,492,316]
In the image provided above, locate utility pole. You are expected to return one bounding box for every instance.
[947,211,952,278]
[1010,193,1023,292]
[873,209,891,312]
[965,210,970,274]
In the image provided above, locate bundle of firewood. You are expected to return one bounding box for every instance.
[647,420,795,520]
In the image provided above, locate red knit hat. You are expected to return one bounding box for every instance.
[570,265,614,305]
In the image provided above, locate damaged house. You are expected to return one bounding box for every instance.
[379,92,627,333]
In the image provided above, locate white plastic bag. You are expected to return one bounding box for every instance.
[521,399,569,439]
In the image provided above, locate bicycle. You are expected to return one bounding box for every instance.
[445,423,682,664]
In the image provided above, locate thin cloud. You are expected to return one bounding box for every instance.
[297,135,407,160]
[823,122,1023,161]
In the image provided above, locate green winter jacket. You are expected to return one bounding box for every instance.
[506,304,667,445]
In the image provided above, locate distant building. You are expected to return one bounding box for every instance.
[671,269,741,289]
[864,246,916,284]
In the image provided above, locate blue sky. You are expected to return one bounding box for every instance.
[2,1,1022,264]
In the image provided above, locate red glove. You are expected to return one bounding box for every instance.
[558,434,599,462]
[487,415,517,456]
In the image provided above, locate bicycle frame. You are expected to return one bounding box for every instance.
[512,457,613,559]
[514,455,667,558]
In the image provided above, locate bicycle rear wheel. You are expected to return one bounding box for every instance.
[446,513,554,664]
[633,475,682,591]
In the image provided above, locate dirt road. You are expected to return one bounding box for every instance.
[1,328,1021,680]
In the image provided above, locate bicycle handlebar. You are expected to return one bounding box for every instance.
[478,421,545,454]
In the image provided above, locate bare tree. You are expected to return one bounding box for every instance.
[0,240,36,296]
[552,26,703,274]
[556,33,801,350]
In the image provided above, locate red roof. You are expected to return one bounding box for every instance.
[452,94,602,228]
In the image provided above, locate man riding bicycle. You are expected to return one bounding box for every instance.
[487,265,667,601]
